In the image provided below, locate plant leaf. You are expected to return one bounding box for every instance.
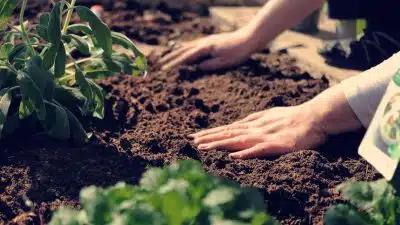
[65,107,86,145]
[0,0,17,30]
[43,45,58,70]
[36,25,48,41]
[67,34,90,55]
[76,6,112,57]
[17,71,46,120]
[44,101,70,140]
[8,44,26,63]
[111,32,147,74]
[67,24,93,35]
[54,85,86,113]
[47,2,61,48]
[54,43,66,78]
[324,204,374,225]
[0,42,13,59]
[39,13,50,26]
[0,88,11,139]
[75,69,104,119]
[26,56,54,100]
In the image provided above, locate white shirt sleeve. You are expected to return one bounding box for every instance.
[341,52,400,128]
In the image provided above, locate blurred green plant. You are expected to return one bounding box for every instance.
[49,160,279,225]
[0,0,147,143]
[325,179,400,225]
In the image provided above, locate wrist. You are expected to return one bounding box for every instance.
[234,26,265,53]
[304,88,363,136]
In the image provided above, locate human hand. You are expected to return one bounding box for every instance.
[159,31,256,71]
[189,105,328,159]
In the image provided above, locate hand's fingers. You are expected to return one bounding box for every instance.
[190,123,251,139]
[229,142,291,159]
[158,45,193,65]
[197,135,262,151]
[194,129,248,145]
[234,111,265,124]
[162,45,213,71]
[198,57,235,71]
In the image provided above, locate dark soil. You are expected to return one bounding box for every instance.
[12,0,215,46]
[3,1,380,225]
[0,51,379,225]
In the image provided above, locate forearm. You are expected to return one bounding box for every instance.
[305,84,363,135]
[304,51,400,135]
[241,0,325,51]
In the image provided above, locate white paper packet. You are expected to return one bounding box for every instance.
[359,70,400,181]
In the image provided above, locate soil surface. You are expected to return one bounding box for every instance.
[0,51,380,225]
[12,0,215,46]
[3,2,380,225]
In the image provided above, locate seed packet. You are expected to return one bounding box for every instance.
[359,70,400,181]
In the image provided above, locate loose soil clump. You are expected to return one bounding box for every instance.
[0,51,379,225]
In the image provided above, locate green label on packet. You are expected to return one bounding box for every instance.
[393,69,400,87]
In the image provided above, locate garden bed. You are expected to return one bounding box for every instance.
[1,1,380,225]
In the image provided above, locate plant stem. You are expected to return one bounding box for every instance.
[19,0,36,56]
[62,0,76,35]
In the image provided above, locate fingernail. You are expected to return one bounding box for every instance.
[198,144,210,150]
[187,134,195,139]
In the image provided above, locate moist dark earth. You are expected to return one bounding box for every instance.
[13,0,215,46]
[2,1,380,225]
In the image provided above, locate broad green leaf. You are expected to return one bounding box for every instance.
[39,13,50,26]
[87,80,104,119]
[0,88,11,138]
[17,71,46,120]
[103,56,122,73]
[76,6,112,57]
[8,44,26,62]
[54,43,66,78]
[26,56,54,100]
[44,102,70,140]
[80,186,111,225]
[324,204,374,225]
[2,111,19,137]
[47,2,61,48]
[19,97,35,119]
[75,70,104,119]
[203,187,237,207]
[54,85,86,113]
[68,34,90,55]
[65,108,86,145]
[67,24,93,35]
[61,34,72,43]
[0,42,13,59]
[0,0,17,30]
[36,25,48,41]
[43,45,58,70]
[111,32,147,74]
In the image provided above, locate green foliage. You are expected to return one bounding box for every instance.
[325,179,400,225]
[0,0,147,143]
[49,160,279,225]
[0,0,17,29]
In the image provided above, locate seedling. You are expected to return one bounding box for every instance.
[0,0,147,143]
[49,160,279,225]
[325,179,400,225]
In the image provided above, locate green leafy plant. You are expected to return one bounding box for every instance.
[325,179,400,225]
[49,160,279,225]
[0,0,147,143]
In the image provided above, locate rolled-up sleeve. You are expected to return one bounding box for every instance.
[341,52,400,127]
